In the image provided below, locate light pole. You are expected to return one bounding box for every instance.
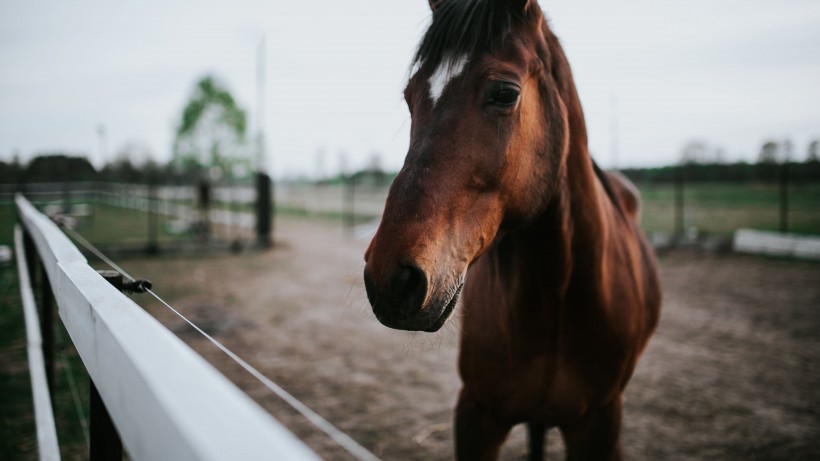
[254,33,273,247]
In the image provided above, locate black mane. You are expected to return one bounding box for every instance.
[414,0,530,71]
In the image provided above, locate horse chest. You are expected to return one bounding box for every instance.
[459,296,635,426]
[458,341,591,426]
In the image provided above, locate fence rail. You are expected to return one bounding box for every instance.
[15,193,321,460]
[15,225,61,461]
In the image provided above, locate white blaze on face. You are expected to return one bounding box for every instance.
[428,55,469,105]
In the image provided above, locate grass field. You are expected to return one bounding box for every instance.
[0,263,90,461]
[69,203,191,246]
[3,182,819,250]
[634,182,820,236]
[1,201,214,249]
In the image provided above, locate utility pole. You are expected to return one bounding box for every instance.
[96,124,107,170]
[256,35,267,173]
[610,96,619,170]
[254,34,273,247]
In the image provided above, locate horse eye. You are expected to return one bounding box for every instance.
[488,83,520,108]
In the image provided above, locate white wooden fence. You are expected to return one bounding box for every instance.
[734,228,820,260]
[15,225,60,461]
[15,193,322,460]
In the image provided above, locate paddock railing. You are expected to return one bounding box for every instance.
[15,193,321,460]
[15,224,60,461]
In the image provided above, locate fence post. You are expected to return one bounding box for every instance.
[147,182,159,255]
[344,174,355,236]
[39,263,56,396]
[22,229,37,289]
[62,181,70,217]
[90,270,125,461]
[674,165,685,239]
[255,172,272,248]
[779,161,789,233]
[22,228,55,396]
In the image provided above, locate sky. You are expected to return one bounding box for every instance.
[1,0,819,177]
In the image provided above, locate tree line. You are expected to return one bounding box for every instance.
[620,139,820,184]
[620,161,820,184]
[3,150,819,186]
[0,154,211,185]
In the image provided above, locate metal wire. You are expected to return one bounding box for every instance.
[63,226,382,461]
[63,227,136,282]
[54,326,91,449]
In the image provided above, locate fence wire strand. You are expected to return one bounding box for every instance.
[54,325,91,450]
[63,226,382,461]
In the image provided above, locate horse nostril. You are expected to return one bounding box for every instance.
[364,263,429,327]
[391,264,428,314]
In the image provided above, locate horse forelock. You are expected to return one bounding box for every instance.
[413,0,536,75]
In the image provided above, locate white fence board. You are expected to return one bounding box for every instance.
[734,228,820,260]
[15,225,61,461]
[16,194,321,461]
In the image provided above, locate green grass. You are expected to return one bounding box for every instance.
[4,182,819,251]
[75,203,192,246]
[2,200,209,249]
[0,266,36,460]
[0,264,91,461]
[636,182,820,236]
[0,203,15,247]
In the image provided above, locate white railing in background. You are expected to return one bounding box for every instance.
[15,193,321,461]
[1,181,391,222]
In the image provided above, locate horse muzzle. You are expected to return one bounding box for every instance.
[363,263,463,332]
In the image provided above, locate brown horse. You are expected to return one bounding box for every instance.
[363,0,661,459]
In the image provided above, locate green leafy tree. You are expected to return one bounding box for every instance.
[0,154,24,183]
[25,154,97,182]
[172,76,251,179]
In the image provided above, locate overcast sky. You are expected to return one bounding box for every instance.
[1,0,819,177]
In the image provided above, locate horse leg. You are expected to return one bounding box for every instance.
[560,397,623,461]
[527,422,548,461]
[454,394,512,461]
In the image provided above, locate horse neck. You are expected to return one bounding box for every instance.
[548,22,607,268]
[501,25,608,302]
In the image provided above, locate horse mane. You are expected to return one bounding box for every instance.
[591,159,626,218]
[414,0,531,71]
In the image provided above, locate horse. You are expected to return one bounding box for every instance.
[363,0,661,459]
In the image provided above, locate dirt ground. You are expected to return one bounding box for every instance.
[120,216,820,461]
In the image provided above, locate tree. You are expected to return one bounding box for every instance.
[807,140,819,163]
[679,140,729,165]
[25,154,97,182]
[0,153,24,183]
[172,76,251,180]
[782,138,793,163]
[679,140,709,165]
[97,141,161,183]
[758,140,780,164]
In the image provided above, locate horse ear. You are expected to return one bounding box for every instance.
[508,0,532,13]
[428,0,443,12]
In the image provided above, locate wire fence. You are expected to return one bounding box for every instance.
[0,179,388,251]
[634,180,820,240]
[14,193,385,460]
[2,173,818,254]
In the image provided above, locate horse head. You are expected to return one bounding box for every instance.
[364,0,569,332]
